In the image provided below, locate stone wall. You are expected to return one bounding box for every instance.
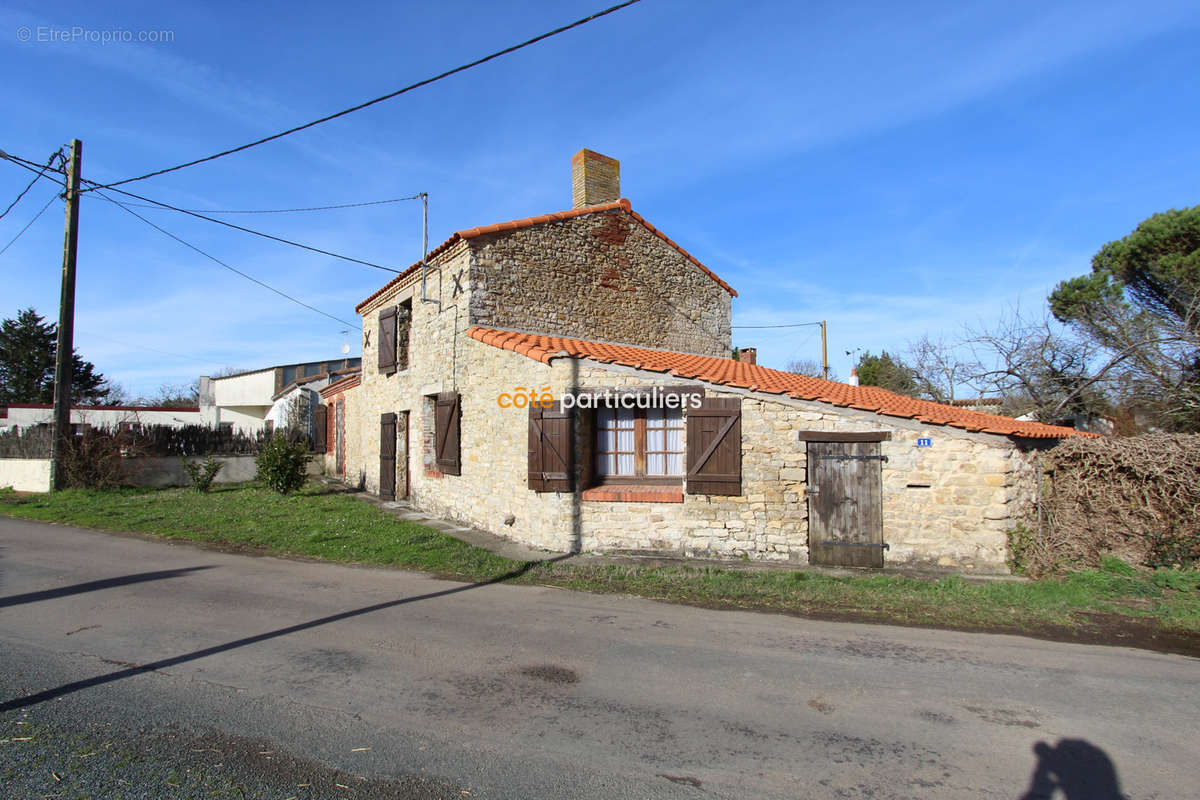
[468,209,733,357]
[348,241,473,497]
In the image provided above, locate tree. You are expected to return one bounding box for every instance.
[906,335,981,405]
[1049,207,1200,430]
[855,351,920,396]
[0,308,114,405]
[785,358,837,381]
[141,381,200,407]
[964,308,1112,423]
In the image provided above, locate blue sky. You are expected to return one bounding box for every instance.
[2,0,1199,398]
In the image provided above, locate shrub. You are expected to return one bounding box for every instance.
[254,434,310,494]
[1026,434,1200,575]
[181,455,223,493]
[60,428,128,489]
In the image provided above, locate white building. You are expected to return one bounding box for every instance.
[199,358,360,433]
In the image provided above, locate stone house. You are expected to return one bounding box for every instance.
[322,149,1084,573]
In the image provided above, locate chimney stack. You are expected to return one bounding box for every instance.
[848,368,859,386]
[572,148,620,208]
[736,347,757,365]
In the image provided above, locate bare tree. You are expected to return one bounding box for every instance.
[906,335,982,404]
[964,308,1112,423]
[785,358,836,381]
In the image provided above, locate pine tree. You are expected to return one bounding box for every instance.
[0,308,112,405]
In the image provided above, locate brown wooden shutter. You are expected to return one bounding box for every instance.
[435,392,461,475]
[528,402,573,492]
[686,397,742,496]
[313,404,327,452]
[380,413,397,500]
[377,306,398,375]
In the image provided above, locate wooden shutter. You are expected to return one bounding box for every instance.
[528,402,573,492]
[686,397,742,496]
[313,404,327,452]
[435,392,461,475]
[380,413,397,500]
[377,306,398,375]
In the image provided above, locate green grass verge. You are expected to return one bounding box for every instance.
[2,483,1198,641]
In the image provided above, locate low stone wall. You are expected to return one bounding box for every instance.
[123,456,322,488]
[0,455,321,491]
[0,459,52,492]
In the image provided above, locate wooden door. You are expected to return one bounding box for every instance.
[380,413,397,501]
[807,441,884,567]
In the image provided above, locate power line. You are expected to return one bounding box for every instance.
[86,193,424,214]
[83,180,403,274]
[731,321,823,329]
[0,191,60,256]
[86,0,642,191]
[0,148,62,219]
[87,332,228,367]
[92,189,361,330]
[4,148,410,277]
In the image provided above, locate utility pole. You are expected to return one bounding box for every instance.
[49,139,82,491]
[820,320,829,380]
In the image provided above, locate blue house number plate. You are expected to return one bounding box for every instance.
[916,437,932,447]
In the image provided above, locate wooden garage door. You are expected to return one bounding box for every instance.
[807,441,885,568]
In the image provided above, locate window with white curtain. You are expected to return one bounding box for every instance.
[596,406,685,480]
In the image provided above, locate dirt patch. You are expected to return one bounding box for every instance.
[651,598,1200,659]
[519,665,579,684]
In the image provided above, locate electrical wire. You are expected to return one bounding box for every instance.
[87,193,424,214]
[0,191,60,257]
[82,179,403,273]
[92,189,361,330]
[86,0,642,191]
[732,321,823,328]
[87,332,228,367]
[4,152,406,274]
[0,149,62,221]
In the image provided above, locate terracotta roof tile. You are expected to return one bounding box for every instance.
[466,326,1095,440]
[355,199,736,312]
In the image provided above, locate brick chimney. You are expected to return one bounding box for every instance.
[736,347,757,365]
[572,148,620,208]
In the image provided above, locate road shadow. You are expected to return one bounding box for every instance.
[1019,738,1127,800]
[0,566,215,609]
[0,555,570,712]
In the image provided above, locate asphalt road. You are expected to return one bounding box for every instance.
[1,518,1197,799]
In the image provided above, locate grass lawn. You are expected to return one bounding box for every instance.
[2,483,1198,654]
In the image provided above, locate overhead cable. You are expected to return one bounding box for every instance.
[93,189,361,330]
[87,0,642,191]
